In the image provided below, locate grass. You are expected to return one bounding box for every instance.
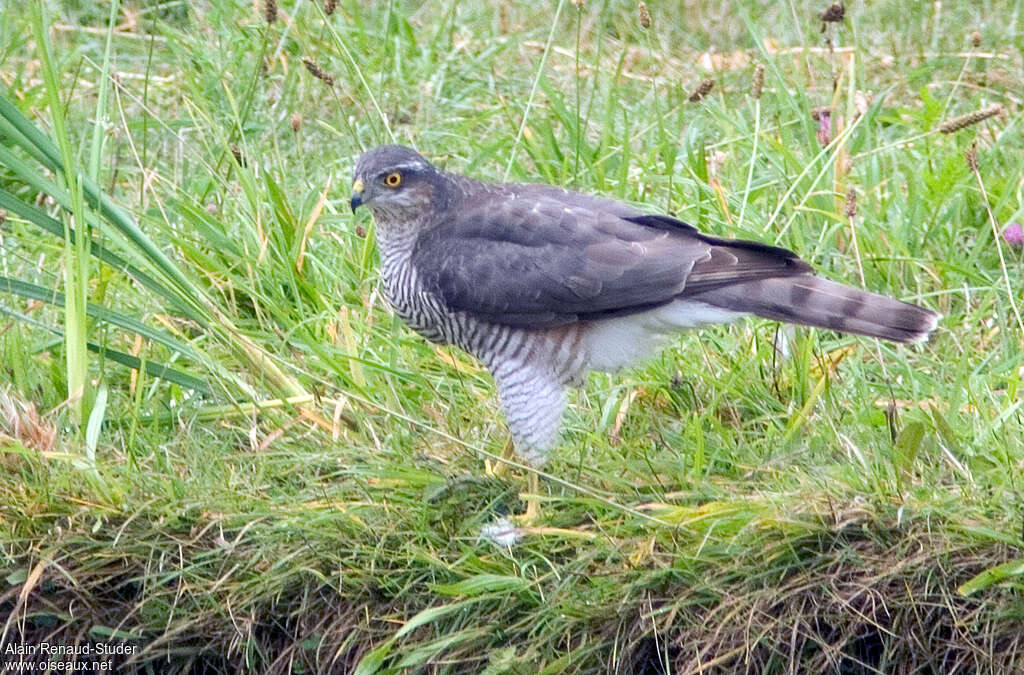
[1,0,1023,672]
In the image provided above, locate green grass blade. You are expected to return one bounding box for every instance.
[32,4,88,423]
[0,188,202,321]
[0,91,205,318]
[0,303,211,394]
[0,276,198,359]
[958,559,1024,596]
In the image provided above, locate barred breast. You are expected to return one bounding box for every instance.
[378,238,589,465]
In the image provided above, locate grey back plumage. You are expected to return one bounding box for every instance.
[411,204,818,327]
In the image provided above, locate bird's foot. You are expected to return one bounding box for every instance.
[510,472,542,525]
[512,498,541,525]
[485,437,517,478]
[485,458,509,478]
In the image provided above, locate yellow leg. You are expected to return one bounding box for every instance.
[485,438,542,524]
[516,471,542,525]
[486,437,516,478]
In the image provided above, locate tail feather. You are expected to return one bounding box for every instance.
[690,276,939,343]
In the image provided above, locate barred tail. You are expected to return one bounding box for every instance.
[690,276,939,343]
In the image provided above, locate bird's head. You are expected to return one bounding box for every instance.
[350,145,440,222]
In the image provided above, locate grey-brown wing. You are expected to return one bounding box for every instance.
[411,188,812,327]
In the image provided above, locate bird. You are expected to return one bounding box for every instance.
[350,144,939,521]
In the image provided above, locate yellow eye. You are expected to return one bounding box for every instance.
[384,172,402,187]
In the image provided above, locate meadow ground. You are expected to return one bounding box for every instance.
[1,1,1023,673]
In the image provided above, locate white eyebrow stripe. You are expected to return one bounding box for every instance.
[386,161,428,172]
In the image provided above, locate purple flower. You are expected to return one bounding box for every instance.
[1004,222,1024,247]
[816,111,832,147]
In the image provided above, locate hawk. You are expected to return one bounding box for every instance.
[350,145,938,518]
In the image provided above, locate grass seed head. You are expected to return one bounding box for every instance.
[688,78,714,102]
[263,0,277,24]
[965,141,979,172]
[290,113,301,132]
[302,58,335,87]
[938,104,1003,134]
[638,3,651,28]
[324,0,338,15]
[820,3,845,23]
[970,30,982,47]
[752,63,765,99]
[844,187,857,219]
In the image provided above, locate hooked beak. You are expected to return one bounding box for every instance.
[350,178,365,212]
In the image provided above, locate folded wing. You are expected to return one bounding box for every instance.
[411,188,812,328]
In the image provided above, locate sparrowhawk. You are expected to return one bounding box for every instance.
[350,145,938,508]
